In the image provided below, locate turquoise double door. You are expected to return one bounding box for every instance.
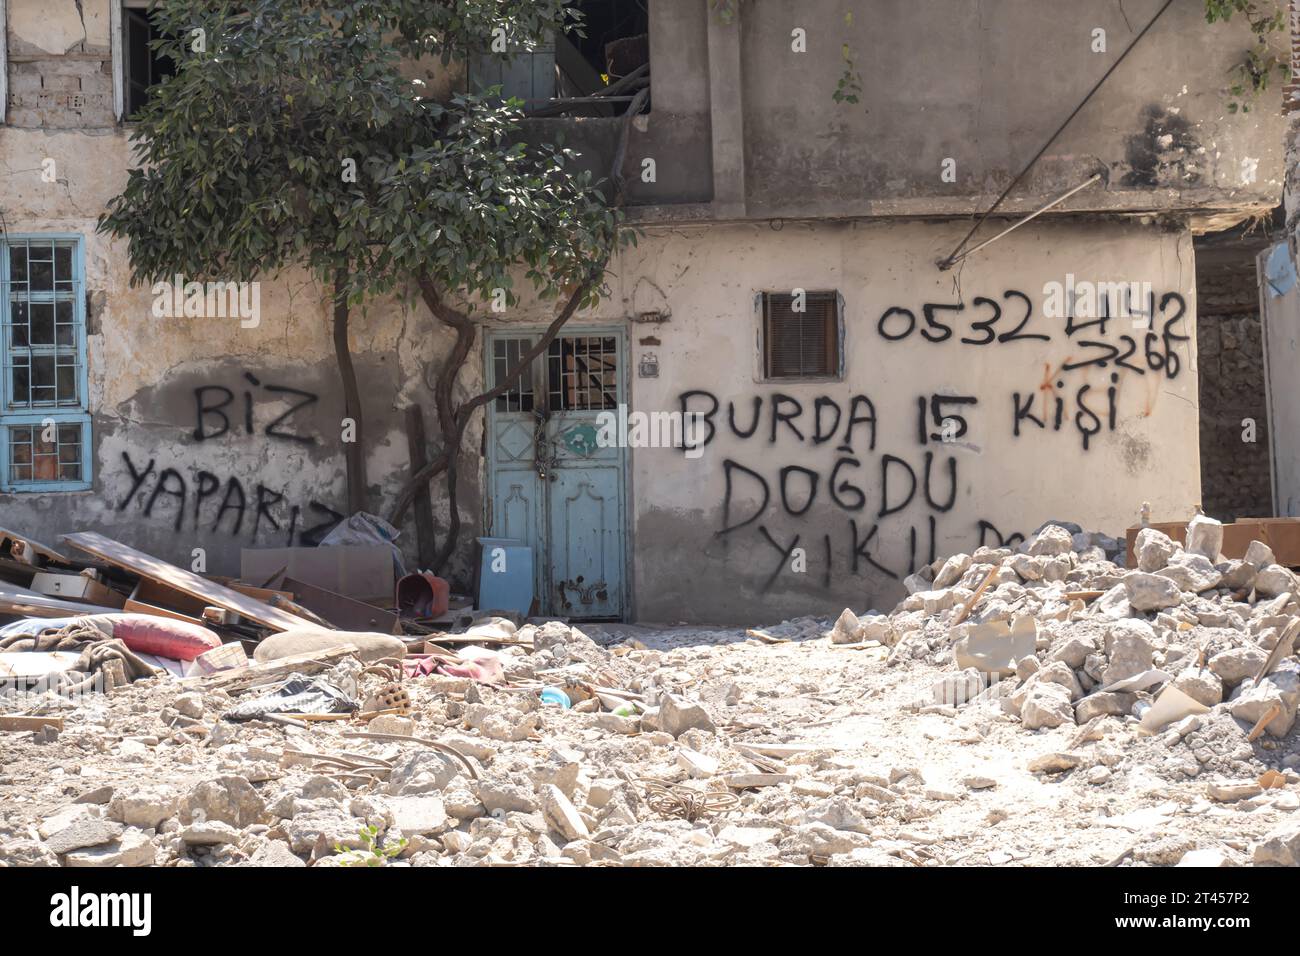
[485,329,627,619]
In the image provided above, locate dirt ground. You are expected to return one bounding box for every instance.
[2,607,1297,867]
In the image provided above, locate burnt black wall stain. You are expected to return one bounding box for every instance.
[1123,104,1202,189]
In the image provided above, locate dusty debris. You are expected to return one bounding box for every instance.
[1,518,1299,868]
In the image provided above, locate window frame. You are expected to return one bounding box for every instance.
[0,0,9,127]
[757,289,845,383]
[0,234,93,493]
[113,0,176,124]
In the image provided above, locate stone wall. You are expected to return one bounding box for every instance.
[1196,243,1273,522]
[5,0,115,128]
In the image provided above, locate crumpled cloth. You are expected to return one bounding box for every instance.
[319,512,407,579]
[403,655,504,685]
[223,673,358,722]
[0,617,163,695]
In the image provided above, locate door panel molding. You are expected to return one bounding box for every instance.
[484,326,628,619]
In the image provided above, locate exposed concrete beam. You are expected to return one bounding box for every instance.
[705,2,745,217]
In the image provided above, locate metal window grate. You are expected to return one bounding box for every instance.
[9,420,84,484]
[4,240,84,410]
[1,236,91,492]
[763,291,839,379]
[492,337,536,413]
[548,336,618,410]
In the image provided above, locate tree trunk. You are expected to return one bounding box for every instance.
[386,274,602,574]
[333,269,366,516]
[386,89,641,571]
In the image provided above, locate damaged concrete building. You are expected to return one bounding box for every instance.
[0,0,1289,624]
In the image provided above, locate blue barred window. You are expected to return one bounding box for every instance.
[0,236,92,491]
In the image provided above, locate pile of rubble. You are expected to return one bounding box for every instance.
[3,517,1300,868]
[849,517,1299,747]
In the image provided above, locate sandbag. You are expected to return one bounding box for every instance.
[253,626,406,665]
[87,613,222,661]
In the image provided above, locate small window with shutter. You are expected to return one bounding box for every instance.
[762,291,841,380]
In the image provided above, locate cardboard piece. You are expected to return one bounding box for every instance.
[1126,517,1300,569]
[241,546,395,606]
[954,615,1037,675]
[187,642,249,675]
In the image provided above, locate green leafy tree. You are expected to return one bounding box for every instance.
[101,0,634,565]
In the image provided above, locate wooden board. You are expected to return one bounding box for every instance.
[131,577,209,616]
[228,583,296,603]
[1126,517,1300,568]
[63,532,308,632]
[284,577,400,634]
[123,597,207,628]
[0,587,115,619]
[0,527,74,566]
[241,545,395,607]
[184,643,358,690]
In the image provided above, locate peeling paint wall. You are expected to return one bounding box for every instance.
[6,0,113,127]
[1,119,486,581]
[732,0,1285,223]
[0,2,485,582]
[594,219,1202,623]
[0,0,1275,622]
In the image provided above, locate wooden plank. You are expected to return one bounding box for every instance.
[952,566,998,626]
[0,527,74,566]
[186,643,358,690]
[204,576,296,604]
[241,545,394,607]
[131,577,208,616]
[1254,617,1300,684]
[63,532,307,632]
[733,742,832,758]
[1125,517,1300,569]
[422,633,532,648]
[285,576,400,634]
[0,587,114,619]
[229,583,295,603]
[268,593,334,629]
[123,597,207,628]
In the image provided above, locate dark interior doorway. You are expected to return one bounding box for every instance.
[572,0,650,78]
[1194,216,1278,521]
